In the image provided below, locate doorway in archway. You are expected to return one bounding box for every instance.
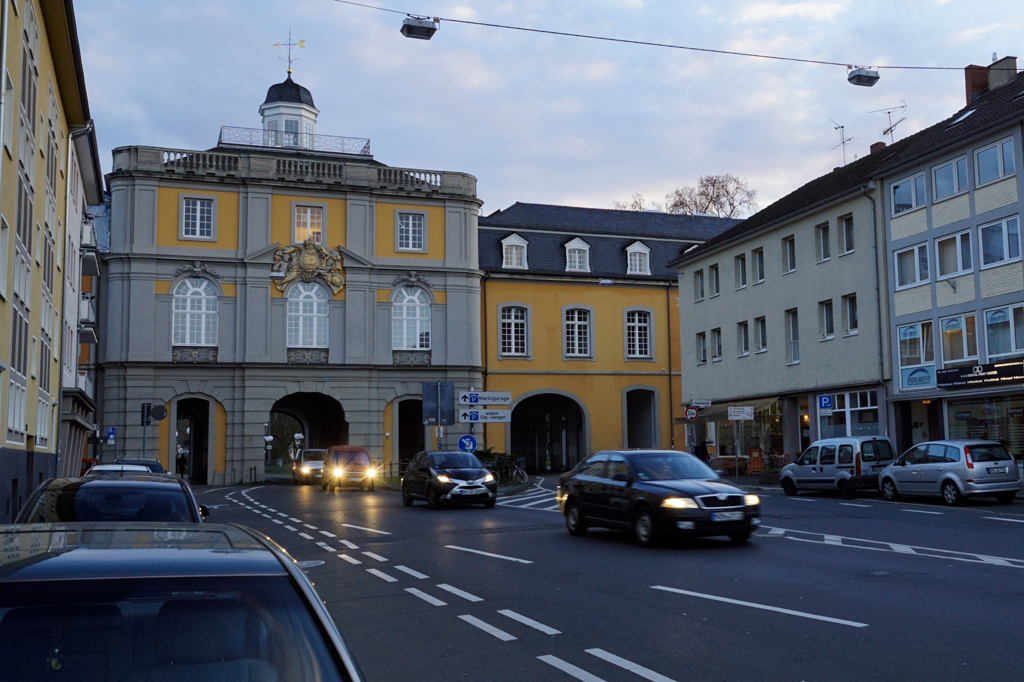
[626,389,657,449]
[176,398,209,485]
[270,393,349,455]
[510,394,585,473]
[397,399,424,468]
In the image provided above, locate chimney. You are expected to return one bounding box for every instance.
[989,55,1018,90]
[965,64,989,104]
[870,141,887,154]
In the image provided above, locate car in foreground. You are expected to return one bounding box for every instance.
[402,451,497,509]
[557,450,761,546]
[780,436,896,499]
[879,440,1020,505]
[0,523,365,681]
[16,475,208,523]
[114,457,167,474]
[292,448,327,485]
[323,446,376,492]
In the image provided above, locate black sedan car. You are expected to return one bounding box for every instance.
[15,475,208,524]
[402,451,497,509]
[557,450,761,546]
[114,457,167,474]
[0,523,365,681]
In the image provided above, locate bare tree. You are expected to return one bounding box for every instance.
[613,192,662,212]
[664,174,758,218]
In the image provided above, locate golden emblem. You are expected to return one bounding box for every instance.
[271,240,345,294]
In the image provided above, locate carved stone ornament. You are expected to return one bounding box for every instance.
[172,347,218,364]
[173,260,222,280]
[391,271,432,289]
[287,349,329,365]
[271,240,345,294]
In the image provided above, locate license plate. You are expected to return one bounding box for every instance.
[988,467,1008,474]
[710,511,744,522]
[347,476,361,481]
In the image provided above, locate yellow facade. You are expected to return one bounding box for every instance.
[375,203,445,259]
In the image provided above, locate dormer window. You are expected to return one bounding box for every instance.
[502,234,529,269]
[564,237,591,272]
[626,241,651,275]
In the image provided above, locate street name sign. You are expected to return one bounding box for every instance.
[459,409,511,423]
[690,399,712,408]
[458,391,512,405]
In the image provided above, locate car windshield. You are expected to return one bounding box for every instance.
[302,451,326,462]
[0,576,347,682]
[861,440,894,462]
[117,460,166,473]
[333,451,369,465]
[18,485,194,523]
[969,444,1011,462]
[630,453,718,481]
[429,453,483,469]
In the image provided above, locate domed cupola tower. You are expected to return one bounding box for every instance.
[259,70,320,147]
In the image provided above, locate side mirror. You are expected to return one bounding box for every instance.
[199,504,210,518]
[612,472,633,483]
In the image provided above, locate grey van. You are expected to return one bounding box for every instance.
[780,436,896,499]
[879,440,1020,505]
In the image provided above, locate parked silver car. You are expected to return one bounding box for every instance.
[879,440,1021,505]
[292,448,327,485]
[780,436,896,499]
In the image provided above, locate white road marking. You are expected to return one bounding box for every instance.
[543,504,562,511]
[791,498,818,502]
[767,528,786,536]
[276,512,288,517]
[304,524,318,530]
[445,545,534,564]
[650,586,868,628]
[362,552,388,563]
[340,540,359,550]
[978,555,1012,566]
[394,565,429,579]
[585,649,676,682]
[985,517,1024,523]
[538,655,606,682]
[904,509,943,515]
[498,609,560,635]
[298,532,315,540]
[338,554,361,565]
[497,490,551,504]
[272,519,284,524]
[406,588,446,606]
[266,508,277,512]
[289,517,302,523]
[824,535,842,545]
[284,525,298,531]
[316,542,337,552]
[437,584,483,602]
[839,503,872,508]
[889,544,917,553]
[520,496,560,508]
[366,568,397,583]
[458,615,516,641]
[342,523,391,535]
[319,530,336,538]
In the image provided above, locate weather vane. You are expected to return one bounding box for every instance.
[273,29,305,75]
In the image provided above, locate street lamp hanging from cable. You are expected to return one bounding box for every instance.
[401,16,439,40]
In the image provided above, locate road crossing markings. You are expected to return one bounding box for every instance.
[458,615,516,641]
[651,586,869,628]
[362,552,388,563]
[394,565,429,579]
[498,609,560,635]
[289,517,302,523]
[298,533,315,540]
[985,517,1024,523]
[538,655,606,682]
[265,508,277,512]
[338,554,361,565]
[272,519,284,525]
[342,523,391,535]
[276,512,288,517]
[543,505,561,511]
[437,584,483,602]
[497,489,551,504]
[340,540,359,550]
[839,503,872,508]
[304,524,318,530]
[260,513,272,518]
[585,649,676,682]
[519,497,561,509]
[284,525,298,531]
[366,568,398,583]
[406,588,447,606]
[904,509,944,515]
[319,530,337,538]
[316,542,337,552]
[445,545,534,564]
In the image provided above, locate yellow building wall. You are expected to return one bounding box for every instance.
[382,400,393,466]
[270,194,347,248]
[157,402,171,470]
[375,204,446,259]
[156,188,240,249]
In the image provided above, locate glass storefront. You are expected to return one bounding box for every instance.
[819,390,880,438]
[946,393,1024,460]
[706,400,784,472]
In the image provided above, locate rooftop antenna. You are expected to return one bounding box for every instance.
[829,118,855,166]
[870,101,907,144]
[273,28,305,76]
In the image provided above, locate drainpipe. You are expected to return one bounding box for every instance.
[481,271,489,448]
[861,182,889,435]
[665,281,675,449]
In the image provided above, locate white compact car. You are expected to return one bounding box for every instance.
[780,436,896,499]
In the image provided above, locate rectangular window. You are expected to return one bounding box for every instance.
[627,250,649,275]
[895,243,929,288]
[696,332,707,364]
[500,306,528,356]
[843,294,858,333]
[892,173,926,215]
[755,317,767,351]
[840,216,854,253]
[708,264,720,296]
[503,244,525,268]
[626,310,651,358]
[752,248,764,283]
[899,321,934,367]
[933,157,969,200]
[2,71,13,155]
[693,270,704,301]
[816,223,831,261]
[783,236,796,273]
[980,216,1020,268]
[711,328,722,361]
[819,300,834,339]
[936,230,972,278]
[397,213,425,251]
[564,309,591,357]
[985,304,1024,358]
[737,321,749,355]
[294,205,323,243]
[182,198,214,238]
[786,309,800,363]
[734,255,746,289]
[976,138,1016,186]
[940,314,978,365]
[566,248,588,272]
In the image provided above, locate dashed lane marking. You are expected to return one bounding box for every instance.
[985,517,1024,524]
[272,519,284,525]
[338,554,361,565]
[394,565,429,579]
[362,552,388,563]
[289,517,302,523]
[538,655,606,682]
[498,609,560,635]
[284,525,298,531]
[406,588,446,606]
[298,533,315,540]
[276,512,288,517]
[904,509,944,515]
[458,615,516,641]
[260,514,272,518]
[340,540,359,550]
[585,649,677,682]
[651,586,868,628]
[437,584,483,602]
[366,568,398,583]
[316,542,337,552]
[304,524,318,530]
[342,523,391,535]
[445,545,534,564]
[319,530,337,538]
[839,503,872,508]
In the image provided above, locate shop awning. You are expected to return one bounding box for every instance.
[675,396,780,424]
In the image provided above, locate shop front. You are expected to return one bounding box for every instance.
[945,393,1024,459]
[690,397,784,475]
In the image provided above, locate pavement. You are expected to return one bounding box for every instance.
[194,477,1024,682]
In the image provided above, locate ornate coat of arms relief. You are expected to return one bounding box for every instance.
[270,240,345,294]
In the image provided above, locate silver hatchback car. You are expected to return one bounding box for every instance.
[879,440,1021,505]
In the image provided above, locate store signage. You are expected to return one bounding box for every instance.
[936,361,1024,389]
[901,366,936,390]
[728,406,754,421]
[955,411,972,420]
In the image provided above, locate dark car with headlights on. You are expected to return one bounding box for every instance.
[557,450,761,546]
[15,475,209,523]
[402,451,497,509]
[323,446,376,492]
[0,523,365,681]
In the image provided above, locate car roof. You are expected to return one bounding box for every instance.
[53,475,187,490]
[91,463,150,470]
[914,439,1006,446]
[116,457,162,463]
[0,523,287,582]
[599,449,693,456]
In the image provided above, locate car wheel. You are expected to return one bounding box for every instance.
[729,530,753,542]
[881,478,900,501]
[484,500,496,508]
[941,480,963,506]
[995,491,1017,504]
[564,499,587,536]
[402,485,414,507]
[633,506,658,547]
[781,478,797,496]
[427,486,443,510]
[837,480,855,500]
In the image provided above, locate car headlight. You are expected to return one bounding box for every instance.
[662,497,698,509]
[744,494,760,506]
[484,473,495,482]
[436,475,451,483]
[334,468,344,476]
[367,467,377,478]
[301,466,311,474]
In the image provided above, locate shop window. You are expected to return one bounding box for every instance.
[898,321,935,390]
[946,395,1024,459]
[984,304,1024,358]
[940,314,977,366]
[819,391,879,438]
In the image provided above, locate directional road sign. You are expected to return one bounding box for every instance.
[458,391,512,406]
[458,409,511,423]
[728,406,754,421]
[458,435,478,452]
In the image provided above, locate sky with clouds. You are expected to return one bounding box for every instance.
[75,0,1020,216]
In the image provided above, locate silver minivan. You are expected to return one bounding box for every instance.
[879,440,1020,505]
[781,436,896,499]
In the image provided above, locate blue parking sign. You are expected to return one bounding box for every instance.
[106,427,116,443]
[458,435,477,452]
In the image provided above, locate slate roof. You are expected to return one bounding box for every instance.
[672,69,1024,266]
[263,75,315,107]
[479,203,738,280]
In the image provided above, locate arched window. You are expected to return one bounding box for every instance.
[172,278,218,346]
[392,287,431,350]
[287,282,329,348]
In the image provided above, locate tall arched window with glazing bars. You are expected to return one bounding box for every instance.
[392,287,431,350]
[287,282,329,348]
[172,278,219,346]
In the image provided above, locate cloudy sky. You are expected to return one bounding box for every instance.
[75,0,1019,215]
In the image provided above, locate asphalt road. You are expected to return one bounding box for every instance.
[197,479,1024,682]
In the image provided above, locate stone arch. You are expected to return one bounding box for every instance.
[507,389,590,472]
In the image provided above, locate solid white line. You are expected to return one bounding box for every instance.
[284,525,298,531]
[585,649,676,682]
[316,542,337,552]
[904,509,943,515]
[985,517,1024,523]
[497,609,560,635]
[338,554,361,565]
[839,503,872,508]
[340,540,359,549]
[394,565,429,579]
[406,588,446,606]
[366,568,397,583]
[319,530,336,538]
[787,536,1024,568]
[538,655,606,682]
[437,583,483,602]
[362,552,388,563]
[650,586,868,628]
[304,524,318,530]
[298,532,314,540]
[289,517,302,523]
[445,545,533,564]
[458,615,516,641]
[342,523,391,535]
[272,519,284,524]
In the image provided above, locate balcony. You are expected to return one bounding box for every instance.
[218,126,371,156]
[79,293,98,344]
[81,221,100,277]
[76,370,94,397]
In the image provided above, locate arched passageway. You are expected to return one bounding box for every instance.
[397,399,425,467]
[510,394,585,473]
[270,392,349,453]
[625,388,657,449]
[176,398,210,485]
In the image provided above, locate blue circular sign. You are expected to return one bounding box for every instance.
[458,435,478,452]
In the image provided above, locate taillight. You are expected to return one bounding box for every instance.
[964,446,974,469]
[855,452,861,477]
